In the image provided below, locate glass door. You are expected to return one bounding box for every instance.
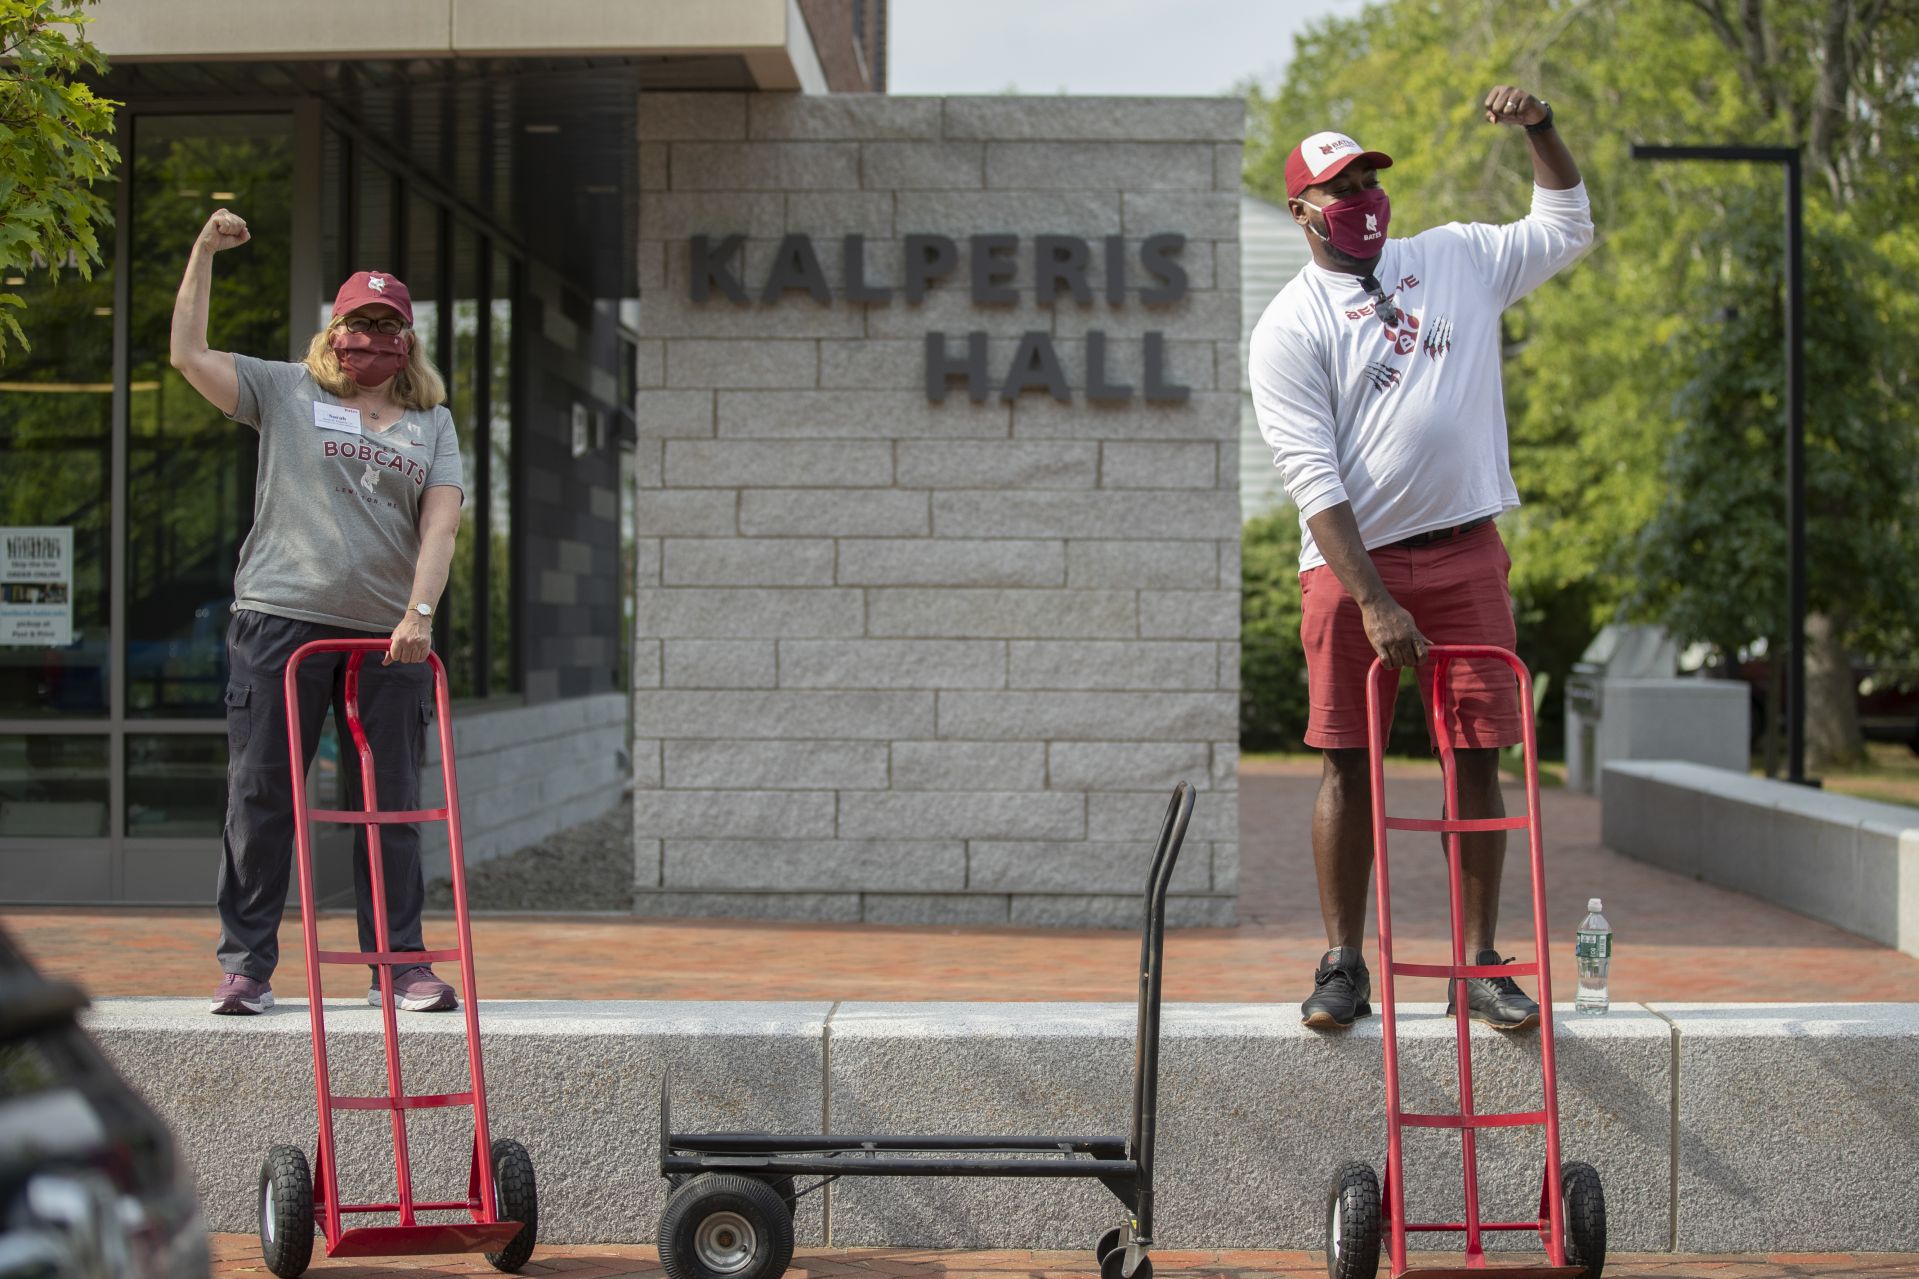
[0,110,294,903]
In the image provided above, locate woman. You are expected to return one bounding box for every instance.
[171,207,465,1016]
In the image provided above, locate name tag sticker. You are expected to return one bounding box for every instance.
[313,403,363,435]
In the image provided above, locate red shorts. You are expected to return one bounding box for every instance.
[1298,520,1521,751]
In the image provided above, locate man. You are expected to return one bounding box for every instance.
[1248,87,1593,1031]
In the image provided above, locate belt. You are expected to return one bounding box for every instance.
[1389,516,1493,550]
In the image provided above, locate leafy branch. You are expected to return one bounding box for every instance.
[0,0,119,361]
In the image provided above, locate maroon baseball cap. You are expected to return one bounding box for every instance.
[332,270,414,325]
[1284,130,1394,199]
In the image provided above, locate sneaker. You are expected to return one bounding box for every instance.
[209,972,274,1015]
[1301,946,1372,1030]
[1445,950,1541,1031]
[368,966,458,1012]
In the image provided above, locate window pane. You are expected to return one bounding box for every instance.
[0,204,115,717]
[407,193,441,372]
[488,250,515,692]
[126,114,292,718]
[320,127,347,333]
[355,159,396,277]
[0,734,108,837]
[446,225,481,697]
[125,734,226,837]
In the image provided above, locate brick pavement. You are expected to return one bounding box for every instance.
[24,766,1919,1277]
[204,1233,1919,1278]
[9,763,1917,1005]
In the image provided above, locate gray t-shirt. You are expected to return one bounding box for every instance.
[227,355,464,632]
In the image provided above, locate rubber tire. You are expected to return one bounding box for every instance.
[1324,1161,1381,1279]
[484,1138,539,1273]
[669,1172,799,1217]
[1100,1247,1152,1279]
[1560,1160,1606,1279]
[258,1145,314,1279]
[658,1173,796,1279]
[1096,1226,1125,1265]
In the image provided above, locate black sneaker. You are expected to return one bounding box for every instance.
[1445,950,1541,1031]
[1301,947,1372,1030]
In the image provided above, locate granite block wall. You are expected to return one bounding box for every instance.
[632,94,1243,925]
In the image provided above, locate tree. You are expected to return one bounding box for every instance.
[1243,0,1919,769]
[0,0,117,358]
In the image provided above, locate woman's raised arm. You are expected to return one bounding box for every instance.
[169,208,250,417]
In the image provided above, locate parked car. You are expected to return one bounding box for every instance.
[0,928,209,1278]
[1737,657,1919,752]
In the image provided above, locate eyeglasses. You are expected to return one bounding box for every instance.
[342,316,406,336]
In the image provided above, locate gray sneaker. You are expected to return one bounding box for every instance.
[368,965,458,1012]
[210,972,274,1015]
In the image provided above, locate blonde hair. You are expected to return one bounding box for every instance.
[303,317,448,410]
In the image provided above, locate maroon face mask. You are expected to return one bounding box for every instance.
[1301,185,1391,260]
[331,330,410,388]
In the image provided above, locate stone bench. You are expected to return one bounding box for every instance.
[86,999,1919,1253]
[1602,760,1919,957]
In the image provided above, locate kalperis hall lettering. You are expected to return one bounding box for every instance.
[690,232,1192,404]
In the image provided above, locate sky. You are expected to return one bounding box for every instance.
[887,0,1363,98]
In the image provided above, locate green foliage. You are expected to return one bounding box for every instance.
[1244,0,1919,752]
[1240,506,1308,750]
[0,0,118,358]
[1627,198,1919,659]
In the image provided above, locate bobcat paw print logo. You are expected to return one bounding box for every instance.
[367,274,387,293]
[1362,361,1402,394]
[360,462,382,493]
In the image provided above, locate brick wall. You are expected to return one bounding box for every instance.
[418,692,628,881]
[519,263,626,703]
[632,93,1243,926]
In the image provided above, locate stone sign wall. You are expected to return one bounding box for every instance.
[631,92,1243,925]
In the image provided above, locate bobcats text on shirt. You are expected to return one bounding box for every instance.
[1248,183,1594,571]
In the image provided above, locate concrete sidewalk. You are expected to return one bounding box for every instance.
[11,762,1919,1003]
[204,1234,1919,1277]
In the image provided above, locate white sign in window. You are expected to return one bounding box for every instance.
[1,526,74,647]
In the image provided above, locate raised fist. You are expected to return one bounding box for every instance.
[198,208,250,252]
[1483,85,1548,128]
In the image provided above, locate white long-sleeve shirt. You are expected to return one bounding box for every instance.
[1248,183,1595,570]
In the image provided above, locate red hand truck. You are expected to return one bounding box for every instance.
[256,639,537,1278]
[1325,646,1605,1279]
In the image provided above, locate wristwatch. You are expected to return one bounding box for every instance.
[1526,102,1556,135]
[412,602,433,618]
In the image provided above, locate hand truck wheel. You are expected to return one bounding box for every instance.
[484,1138,539,1272]
[1324,1160,1381,1279]
[1560,1160,1606,1279]
[659,1173,796,1279]
[258,1145,314,1279]
[669,1172,799,1217]
[1100,1245,1152,1279]
[1095,1225,1124,1265]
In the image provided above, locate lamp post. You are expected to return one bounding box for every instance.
[1631,142,1808,785]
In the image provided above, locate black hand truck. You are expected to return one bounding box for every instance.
[657,781,1196,1279]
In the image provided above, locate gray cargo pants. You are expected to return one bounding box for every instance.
[216,609,435,982]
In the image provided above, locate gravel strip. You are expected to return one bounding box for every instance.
[426,794,634,912]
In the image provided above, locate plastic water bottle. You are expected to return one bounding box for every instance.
[1575,898,1611,1015]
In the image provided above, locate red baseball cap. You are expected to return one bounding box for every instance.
[332,270,414,325]
[1284,130,1394,199]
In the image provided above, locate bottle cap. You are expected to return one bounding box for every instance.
[1588,897,1603,912]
